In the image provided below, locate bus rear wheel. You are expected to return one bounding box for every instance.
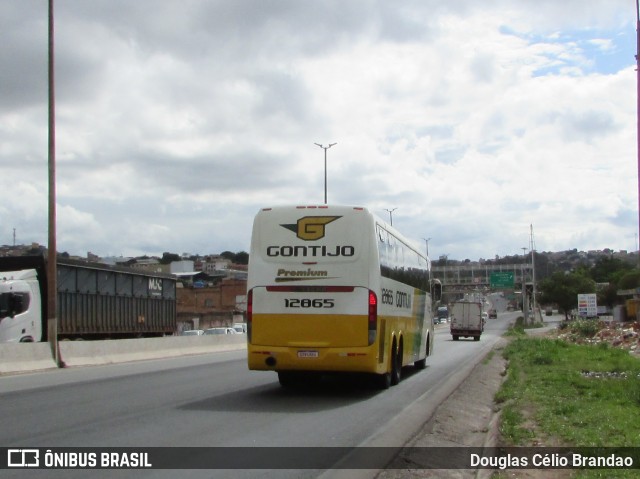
[278,371,297,387]
[414,336,429,370]
[390,341,402,386]
[376,372,391,389]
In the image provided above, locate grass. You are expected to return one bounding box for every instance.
[559,319,601,337]
[483,350,495,365]
[495,323,640,478]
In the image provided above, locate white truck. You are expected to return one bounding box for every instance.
[450,300,484,341]
[0,255,177,343]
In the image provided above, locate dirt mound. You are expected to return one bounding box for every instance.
[551,320,640,356]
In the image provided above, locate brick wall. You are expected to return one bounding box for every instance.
[177,279,247,329]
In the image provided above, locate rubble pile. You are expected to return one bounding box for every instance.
[553,320,640,356]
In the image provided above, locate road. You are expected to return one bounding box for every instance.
[0,313,517,478]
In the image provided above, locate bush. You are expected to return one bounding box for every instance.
[567,319,600,338]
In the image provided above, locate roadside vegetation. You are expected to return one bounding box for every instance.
[495,319,640,477]
[537,256,640,320]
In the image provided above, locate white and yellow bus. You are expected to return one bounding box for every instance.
[247,205,441,388]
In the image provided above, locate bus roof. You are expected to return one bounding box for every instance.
[253,204,428,261]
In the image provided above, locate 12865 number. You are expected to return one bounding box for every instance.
[284,298,335,308]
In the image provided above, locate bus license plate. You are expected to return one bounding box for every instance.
[297,351,319,358]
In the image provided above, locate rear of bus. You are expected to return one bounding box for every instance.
[247,205,380,381]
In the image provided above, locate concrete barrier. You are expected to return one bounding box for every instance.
[0,335,247,375]
[0,342,58,374]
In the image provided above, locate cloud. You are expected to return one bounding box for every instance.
[0,0,636,260]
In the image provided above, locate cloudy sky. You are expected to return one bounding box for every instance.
[1,0,637,261]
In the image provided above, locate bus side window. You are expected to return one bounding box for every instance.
[378,226,390,274]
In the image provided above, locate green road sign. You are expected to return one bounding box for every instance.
[490,271,514,289]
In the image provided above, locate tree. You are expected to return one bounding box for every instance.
[618,270,640,290]
[220,251,249,264]
[234,251,249,265]
[596,268,640,309]
[539,271,596,320]
[160,252,181,265]
[220,251,235,262]
[590,257,633,283]
[598,283,619,310]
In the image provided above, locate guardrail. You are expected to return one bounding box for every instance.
[0,335,247,375]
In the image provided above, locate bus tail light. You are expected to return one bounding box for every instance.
[368,290,377,345]
[247,289,253,342]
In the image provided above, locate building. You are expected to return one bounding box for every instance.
[176,277,247,331]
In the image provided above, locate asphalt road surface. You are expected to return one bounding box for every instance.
[0,313,518,479]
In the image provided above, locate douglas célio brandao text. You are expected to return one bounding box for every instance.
[471,452,635,469]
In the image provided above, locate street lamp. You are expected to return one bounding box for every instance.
[521,247,528,324]
[384,208,397,226]
[314,142,336,204]
[530,225,537,318]
[423,237,431,257]
[442,254,448,286]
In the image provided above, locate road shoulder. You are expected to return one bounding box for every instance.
[376,337,509,478]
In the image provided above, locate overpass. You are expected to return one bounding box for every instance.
[431,263,532,296]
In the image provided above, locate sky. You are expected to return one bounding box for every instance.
[0,0,637,262]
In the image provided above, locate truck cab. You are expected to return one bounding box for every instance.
[0,269,42,342]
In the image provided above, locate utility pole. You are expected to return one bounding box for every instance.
[314,142,336,204]
[530,224,537,323]
[521,247,528,325]
[48,0,62,367]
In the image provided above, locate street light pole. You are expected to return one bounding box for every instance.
[442,254,448,287]
[423,237,431,258]
[423,237,432,282]
[530,224,537,320]
[384,208,397,226]
[521,247,528,324]
[314,142,336,204]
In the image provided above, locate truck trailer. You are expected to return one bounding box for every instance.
[450,300,484,341]
[0,255,177,342]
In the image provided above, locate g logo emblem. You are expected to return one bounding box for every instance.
[281,216,341,241]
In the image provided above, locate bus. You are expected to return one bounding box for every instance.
[246,205,441,388]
